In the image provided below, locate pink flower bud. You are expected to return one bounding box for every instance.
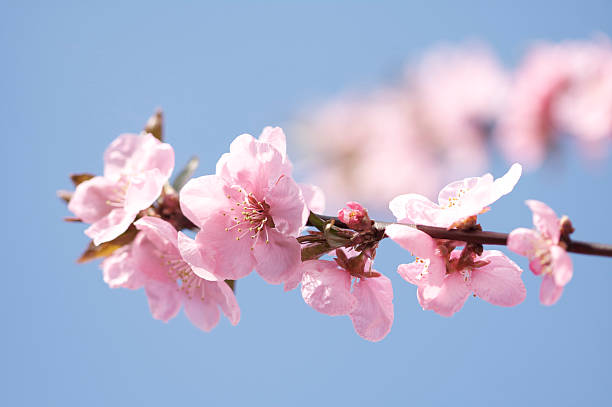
[338,201,371,231]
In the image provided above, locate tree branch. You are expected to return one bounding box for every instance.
[309,213,612,258]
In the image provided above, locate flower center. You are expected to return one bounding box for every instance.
[460,269,472,283]
[161,253,205,300]
[222,187,274,248]
[443,187,468,209]
[105,176,130,208]
[414,257,431,281]
[534,247,553,275]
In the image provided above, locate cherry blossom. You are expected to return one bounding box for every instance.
[554,40,612,157]
[507,200,573,305]
[133,216,240,331]
[386,164,525,311]
[389,163,522,229]
[409,44,509,176]
[497,38,612,167]
[180,129,309,285]
[300,253,393,342]
[68,133,175,245]
[295,90,442,209]
[399,250,526,317]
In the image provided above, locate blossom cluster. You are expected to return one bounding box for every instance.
[63,116,580,341]
[295,38,612,207]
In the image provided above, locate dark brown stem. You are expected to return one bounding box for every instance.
[309,213,612,258]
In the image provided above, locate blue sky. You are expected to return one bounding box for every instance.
[2,1,611,406]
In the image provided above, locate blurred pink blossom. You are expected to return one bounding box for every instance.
[295,44,508,208]
[554,39,612,157]
[296,39,612,207]
[497,38,612,166]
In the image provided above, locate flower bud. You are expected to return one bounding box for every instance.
[338,201,372,231]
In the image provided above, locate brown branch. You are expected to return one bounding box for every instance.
[310,213,612,258]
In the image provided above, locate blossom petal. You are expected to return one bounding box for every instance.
[100,245,143,289]
[385,224,446,286]
[252,228,301,284]
[103,133,142,179]
[144,280,182,322]
[283,266,304,292]
[67,176,114,223]
[385,224,435,258]
[259,126,287,158]
[134,216,178,252]
[470,163,522,209]
[540,274,564,306]
[206,281,240,326]
[266,175,309,236]
[507,228,542,256]
[389,193,441,225]
[507,228,550,275]
[437,176,483,207]
[182,286,221,332]
[526,200,561,243]
[299,183,326,214]
[550,245,573,286]
[258,126,293,175]
[194,214,256,281]
[470,250,526,307]
[177,232,218,281]
[104,133,174,181]
[397,262,424,286]
[441,164,521,226]
[216,133,285,194]
[300,260,356,316]
[397,261,445,301]
[123,168,166,214]
[349,275,394,342]
[131,233,174,282]
[422,272,470,317]
[85,208,136,246]
[179,175,231,227]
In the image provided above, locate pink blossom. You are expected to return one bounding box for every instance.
[554,40,612,157]
[496,44,571,168]
[295,44,510,209]
[398,249,526,317]
[132,216,240,331]
[507,200,573,305]
[180,129,309,285]
[410,44,509,175]
[386,164,525,312]
[389,163,522,229]
[295,90,442,209]
[68,133,175,245]
[497,38,612,167]
[300,257,393,342]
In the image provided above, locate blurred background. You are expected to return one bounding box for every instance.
[2,1,611,405]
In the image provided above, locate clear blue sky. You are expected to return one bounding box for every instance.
[2,1,611,406]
